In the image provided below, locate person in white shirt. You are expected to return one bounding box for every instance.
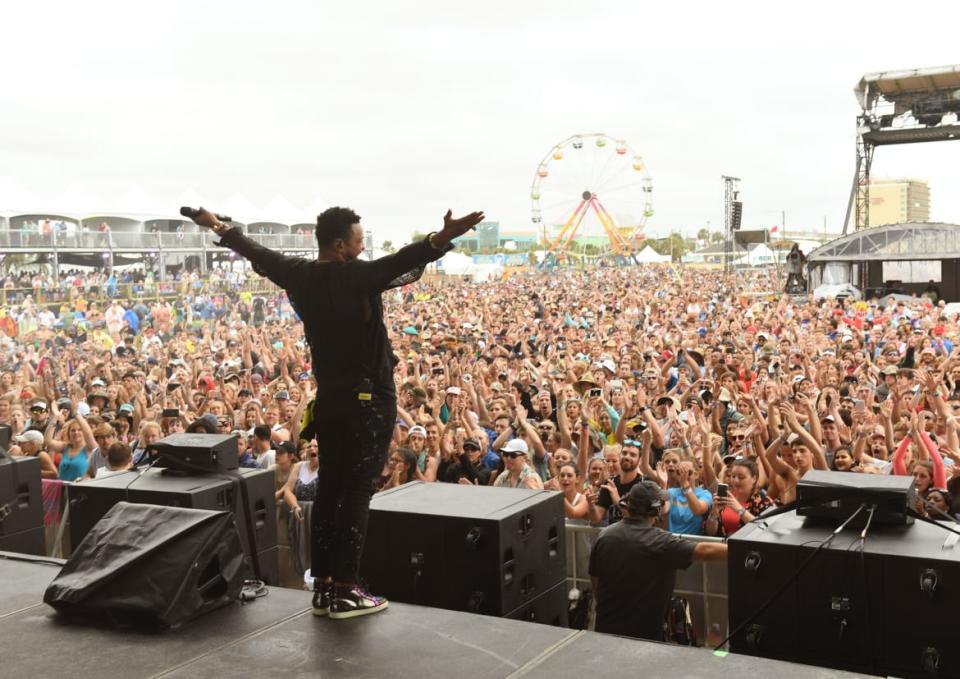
[95,442,133,479]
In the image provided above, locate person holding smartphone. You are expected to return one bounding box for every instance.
[704,457,775,537]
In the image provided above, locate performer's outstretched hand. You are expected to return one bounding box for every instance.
[187,207,222,230]
[441,209,485,239]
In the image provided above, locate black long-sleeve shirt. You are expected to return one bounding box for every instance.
[216,229,450,412]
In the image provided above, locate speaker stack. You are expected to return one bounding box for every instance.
[67,434,278,585]
[361,481,568,626]
[0,455,45,556]
[728,471,960,679]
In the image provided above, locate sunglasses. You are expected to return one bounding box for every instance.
[623,439,642,448]
[502,451,526,459]
[728,435,746,442]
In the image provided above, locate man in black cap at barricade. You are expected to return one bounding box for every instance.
[589,480,728,641]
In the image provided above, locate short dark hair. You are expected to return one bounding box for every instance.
[253,425,271,441]
[106,442,132,468]
[315,207,361,248]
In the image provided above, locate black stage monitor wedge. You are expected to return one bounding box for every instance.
[150,433,239,473]
[797,470,914,526]
[44,502,248,629]
[66,467,277,582]
[361,482,566,621]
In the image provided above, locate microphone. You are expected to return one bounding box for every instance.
[179,206,232,223]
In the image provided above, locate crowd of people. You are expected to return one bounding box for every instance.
[3,262,958,566]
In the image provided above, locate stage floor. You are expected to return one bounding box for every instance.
[0,553,869,679]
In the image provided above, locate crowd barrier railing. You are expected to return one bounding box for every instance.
[565,522,728,646]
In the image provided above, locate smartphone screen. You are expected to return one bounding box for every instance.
[717,483,729,498]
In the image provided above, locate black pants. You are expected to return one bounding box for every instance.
[310,398,395,585]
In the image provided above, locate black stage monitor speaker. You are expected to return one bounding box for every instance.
[44,502,248,629]
[149,433,239,473]
[361,482,566,621]
[67,467,277,582]
[729,508,960,678]
[0,456,44,555]
[797,470,914,526]
[0,424,11,456]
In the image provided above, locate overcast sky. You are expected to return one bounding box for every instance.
[2,1,959,243]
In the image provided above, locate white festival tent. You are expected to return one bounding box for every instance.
[260,195,303,225]
[633,245,672,264]
[436,251,504,282]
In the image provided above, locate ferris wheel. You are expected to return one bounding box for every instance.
[530,133,653,257]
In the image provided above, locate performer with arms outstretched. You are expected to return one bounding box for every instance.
[187,205,484,618]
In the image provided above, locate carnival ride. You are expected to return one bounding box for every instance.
[530,133,652,266]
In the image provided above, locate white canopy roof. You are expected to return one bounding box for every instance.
[634,245,671,263]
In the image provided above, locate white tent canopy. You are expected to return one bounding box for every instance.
[437,251,473,275]
[634,245,671,263]
[260,194,303,225]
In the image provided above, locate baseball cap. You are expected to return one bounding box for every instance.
[15,430,44,445]
[821,414,836,423]
[31,401,47,412]
[463,438,481,450]
[785,432,802,445]
[91,378,106,387]
[600,359,616,373]
[274,390,290,401]
[277,440,298,455]
[251,374,264,384]
[446,386,461,396]
[408,425,427,438]
[501,439,529,456]
[618,481,670,516]
[656,395,681,411]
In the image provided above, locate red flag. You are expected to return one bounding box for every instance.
[771,225,779,233]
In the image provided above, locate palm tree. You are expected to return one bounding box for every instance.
[381,240,395,254]
[697,228,709,242]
